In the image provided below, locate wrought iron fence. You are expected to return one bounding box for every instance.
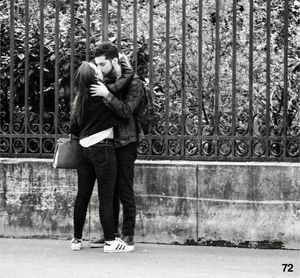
[0,0,299,161]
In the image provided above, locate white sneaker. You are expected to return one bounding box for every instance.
[103,238,134,253]
[71,238,82,251]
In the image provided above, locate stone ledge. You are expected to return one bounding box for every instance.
[1,157,300,166]
[1,158,299,249]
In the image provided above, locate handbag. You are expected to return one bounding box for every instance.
[52,136,79,169]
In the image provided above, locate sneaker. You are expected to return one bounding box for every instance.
[89,233,120,248]
[88,237,105,248]
[120,235,134,247]
[103,238,134,253]
[71,238,82,251]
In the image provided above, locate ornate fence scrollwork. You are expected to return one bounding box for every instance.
[236,140,249,157]
[152,140,165,156]
[185,140,198,156]
[0,138,9,153]
[137,139,150,156]
[43,139,56,154]
[287,141,299,157]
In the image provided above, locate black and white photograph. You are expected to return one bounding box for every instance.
[0,0,299,277]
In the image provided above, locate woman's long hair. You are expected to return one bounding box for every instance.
[71,62,97,126]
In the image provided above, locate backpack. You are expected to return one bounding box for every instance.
[135,78,155,138]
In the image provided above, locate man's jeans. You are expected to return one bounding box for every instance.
[114,142,137,236]
[73,142,117,241]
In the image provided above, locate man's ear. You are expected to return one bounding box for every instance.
[112,57,119,66]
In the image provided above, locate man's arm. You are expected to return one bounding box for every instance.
[105,56,134,96]
[105,78,144,119]
[90,56,133,99]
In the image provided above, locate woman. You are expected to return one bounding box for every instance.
[70,61,131,252]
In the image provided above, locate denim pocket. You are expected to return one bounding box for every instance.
[91,145,115,164]
[104,145,116,162]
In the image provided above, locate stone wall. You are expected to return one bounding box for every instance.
[0,158,299,249]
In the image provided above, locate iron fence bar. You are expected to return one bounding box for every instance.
[232,0,237,142]
[214,0,220,142]
[266,0,271,157]
[70,0,75,104]
[133,0,138,74]
[181,0,186,157]
[9,0,15,154]
[149,0,154,155]
[198,0,203,141]
[283,0,289,158]
[0,8,2,135]
[117,0,122,51]
[102,0,109,41]
[86,0,91,61]
[249,0,254,158]
[165,0,170,138]
[39,0,45,154]
[298,83,300,159]
[24,0,29,152]
[54,0,59,138]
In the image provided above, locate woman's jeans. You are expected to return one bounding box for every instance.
[73,141,116,241]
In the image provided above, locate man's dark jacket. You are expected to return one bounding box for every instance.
[105,72,144,148]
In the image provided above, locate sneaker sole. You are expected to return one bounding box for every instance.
[88,243,104,248]
[71,243,82,251]
[71,246,82,251]
[104,246,134,253]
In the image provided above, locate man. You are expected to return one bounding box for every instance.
[89,41,144,252]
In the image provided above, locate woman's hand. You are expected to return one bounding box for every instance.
[90,83,110,98]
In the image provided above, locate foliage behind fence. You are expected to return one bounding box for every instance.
[0,0,299,161]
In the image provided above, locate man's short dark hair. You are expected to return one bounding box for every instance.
[94,41,118,60]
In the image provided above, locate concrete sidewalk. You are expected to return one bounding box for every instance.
[0,238,299,278]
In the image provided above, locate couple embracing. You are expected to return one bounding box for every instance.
[70,41,144,253]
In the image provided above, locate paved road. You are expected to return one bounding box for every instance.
[0,238,299,278]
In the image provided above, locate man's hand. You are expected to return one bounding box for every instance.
[119,53,132,69]
[90,83,110,98]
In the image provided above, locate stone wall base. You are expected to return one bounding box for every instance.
[1,159,299,249]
